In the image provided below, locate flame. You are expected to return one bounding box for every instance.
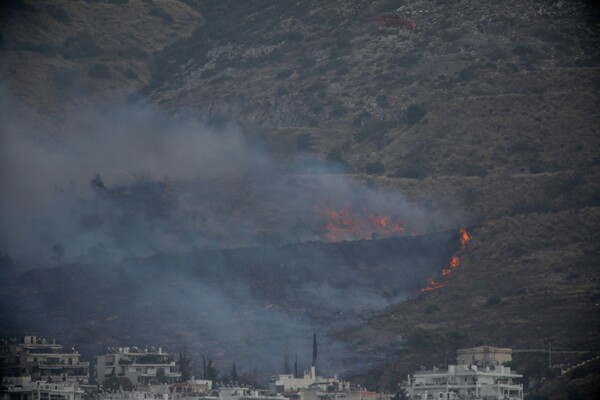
[320,206,405,242]
[459,227,471,249]
[441,256,459,276]
[420,228,471,292]
[419,278,443,292]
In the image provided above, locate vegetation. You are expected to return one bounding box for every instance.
[88,63,111,79]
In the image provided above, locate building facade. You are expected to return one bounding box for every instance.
[0,376,84,400]
[96,347,181,386]
[402,363,523,400]
[0,336,89,384]
[269,367,350,394]
[456,346,513,366]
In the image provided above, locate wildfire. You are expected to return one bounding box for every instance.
[419,278,443,292]
[420,227,471,293]
[441,256,459,276]
[459,227,471,249]
[320,206,405,242]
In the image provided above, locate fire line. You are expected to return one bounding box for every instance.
[419,227,471,292]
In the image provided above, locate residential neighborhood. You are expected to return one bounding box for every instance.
[1,336,526,400]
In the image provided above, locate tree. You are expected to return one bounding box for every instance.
[203,358,219,382]
[52,243,65,264]
[283,340,290,374]
[294,353,298,378]
[179,349,192,381]
[312,333,317,368]
[392,389,409,400]
[231,363,237,383]
[156,367,167,383]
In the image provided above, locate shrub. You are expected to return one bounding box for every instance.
[406,328,444,349]
[276,69,293,79]
[389,54,420,68]
[201,69,216,79]
[306,81,327,97]
[16,42,57,57]
[404,104,427,125]
[149,6,173,24]
[376,94,389,108]
[326,148,346,165]
[524,394,548,400]
[295,133,312,151]
[60,33,103,59]
[46,4,70,23]
[352,111,372,127]
[355,119,395,143]
[393,165,425,179]
[425,304,440,313]
[457,67,476,82]
[365,161,385,175]
[454,163,488,177]
[88,63,111,79]
[124,68,137,79]
[486,296,502,306]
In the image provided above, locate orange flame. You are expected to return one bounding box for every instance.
[419,278,443,292]
[441,256,459,276]
[459,227,471,249]
[420,228,471,292]
[320,206,405,242]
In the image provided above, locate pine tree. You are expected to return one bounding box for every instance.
[312,333,317,369]
[283,340,290,374]
[231,363,237,383]
[294,353,298,378]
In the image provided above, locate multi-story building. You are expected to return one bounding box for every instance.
[0,376,84,400]
[219,387,283,400]
[170,380,213,400]
[402,363,523,400]
[269,366,350,394]
[96,347,181,386]
[456,346,513,366]
[0,336,89,383]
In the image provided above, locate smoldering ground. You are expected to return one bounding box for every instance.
[0,87,464,378]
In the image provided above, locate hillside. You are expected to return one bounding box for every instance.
[0,0,599,395]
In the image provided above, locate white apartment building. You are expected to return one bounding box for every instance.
[0,376,84,400]
[270,366,350,394]
[402,363,523,400]
[96,347,181,386]
[219,387,283,400]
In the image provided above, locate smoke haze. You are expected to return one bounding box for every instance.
[0,85,463,378]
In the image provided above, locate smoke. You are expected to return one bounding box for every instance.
[0,84,458,264]
[0,84,462,379]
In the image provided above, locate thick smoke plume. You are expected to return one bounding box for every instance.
[0,86,458,264]
[0,85,462,378]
